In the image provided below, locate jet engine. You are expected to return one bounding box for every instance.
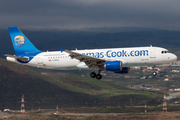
[105,61,122,71]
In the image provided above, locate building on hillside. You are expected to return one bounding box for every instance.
[140,76,146,79]
[164,78,169,81]
[172,70,180,73]
[174,88,180,91]
[134,85,142,89]
[124,75,130,78]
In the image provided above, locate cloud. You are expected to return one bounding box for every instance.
[1,0,180,29]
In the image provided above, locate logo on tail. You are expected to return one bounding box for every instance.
[14,35,25,47]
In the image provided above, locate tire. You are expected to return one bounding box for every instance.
[96,74,102,80]
[90,72,96,78]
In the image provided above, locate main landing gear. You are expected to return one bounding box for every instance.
[90,70,102,80]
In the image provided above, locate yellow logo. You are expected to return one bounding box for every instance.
[14,35,25,47]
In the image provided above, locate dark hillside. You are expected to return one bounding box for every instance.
[0,58,98,109]
[0,58,163,110]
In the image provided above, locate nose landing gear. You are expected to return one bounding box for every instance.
[152,72,157,76]
[152,65,157,76]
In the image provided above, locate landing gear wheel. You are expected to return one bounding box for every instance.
[152,72,157,76]
[90,72,96,78]
[96,74,102,80]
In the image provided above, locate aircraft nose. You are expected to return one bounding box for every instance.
[171,54,177,61]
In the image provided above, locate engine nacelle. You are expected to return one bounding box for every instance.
[114,67,130,74]
[105,61,122,71]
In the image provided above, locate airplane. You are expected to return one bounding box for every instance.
[5,26,177,80]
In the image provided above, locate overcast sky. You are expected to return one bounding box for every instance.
[1,0,180,30]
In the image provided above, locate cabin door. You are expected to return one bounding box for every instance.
[150,48,156,58]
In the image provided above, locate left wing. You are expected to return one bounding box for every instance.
[64,49,106,70]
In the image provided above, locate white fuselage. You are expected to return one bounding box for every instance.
[11,46,176,70]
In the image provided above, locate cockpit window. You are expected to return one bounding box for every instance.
[161,51,169,54]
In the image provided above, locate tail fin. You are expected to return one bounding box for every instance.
[8,26,41,56]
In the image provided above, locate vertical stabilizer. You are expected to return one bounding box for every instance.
[8,26,41,56]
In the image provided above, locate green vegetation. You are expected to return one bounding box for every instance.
[62,105,180,113]
[0,58,163,110]
[9,105,180,120]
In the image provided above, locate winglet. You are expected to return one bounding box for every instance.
[60,48,65,53]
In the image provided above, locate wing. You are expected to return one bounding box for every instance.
[64,49,105,70]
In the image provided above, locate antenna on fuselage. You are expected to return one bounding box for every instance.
[75,48,78,51]
[150,45,152,47]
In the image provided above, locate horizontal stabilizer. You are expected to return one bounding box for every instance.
[5,54,29,62]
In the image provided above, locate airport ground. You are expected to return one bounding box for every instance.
[2,107,180,120]
[3,111,180,120]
